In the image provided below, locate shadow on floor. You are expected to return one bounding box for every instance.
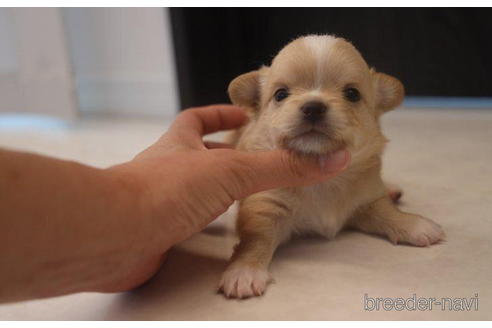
[101,237,230,320]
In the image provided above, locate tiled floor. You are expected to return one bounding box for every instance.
[0,107,491,320]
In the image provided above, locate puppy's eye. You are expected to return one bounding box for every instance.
[344,87,361,102]
[274,88,289,102]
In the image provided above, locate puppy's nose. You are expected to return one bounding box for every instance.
[300,101,327,123]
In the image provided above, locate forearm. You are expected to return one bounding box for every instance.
[0,149,141,303]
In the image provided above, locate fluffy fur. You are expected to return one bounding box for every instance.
[219,35,445,299]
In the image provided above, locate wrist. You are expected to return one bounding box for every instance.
[102,162,158,255]
[94,163,170,292]
[105,161,187,251]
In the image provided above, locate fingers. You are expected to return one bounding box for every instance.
[224,149,350,199]
[169,105,247,148]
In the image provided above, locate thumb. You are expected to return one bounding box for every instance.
[227,149,350,199]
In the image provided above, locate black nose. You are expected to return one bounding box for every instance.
[300,101,327,123]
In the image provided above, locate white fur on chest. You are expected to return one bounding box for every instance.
[290,178,357,238]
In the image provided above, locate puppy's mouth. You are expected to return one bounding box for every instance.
[289,122,334,141]
[280,125,346,155]
[294,129,330,141]
[297,125,330,136]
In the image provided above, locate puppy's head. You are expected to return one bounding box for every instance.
[229,35,404,155]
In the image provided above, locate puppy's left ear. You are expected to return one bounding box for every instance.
[372,70,405,114]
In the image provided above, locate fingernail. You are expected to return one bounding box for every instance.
[319,149,349,172]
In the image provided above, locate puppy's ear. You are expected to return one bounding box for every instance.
[228,70,262,109]
[372,70,404,114]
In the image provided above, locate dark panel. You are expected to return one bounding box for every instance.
[169,8,492,109]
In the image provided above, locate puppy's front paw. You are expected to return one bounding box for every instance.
[389,215,445,247]
[218,265,271,299]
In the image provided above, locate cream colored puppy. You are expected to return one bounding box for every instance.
[218,35,445,299]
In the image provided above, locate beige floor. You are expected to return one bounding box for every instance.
[0,107,491,320]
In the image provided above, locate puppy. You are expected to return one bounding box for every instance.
[218,35,445,299]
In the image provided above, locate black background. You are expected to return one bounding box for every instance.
[170,8,492,109]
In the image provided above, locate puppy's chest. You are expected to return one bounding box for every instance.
[290,182,361,238]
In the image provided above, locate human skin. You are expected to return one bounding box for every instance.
[0,105,349,303]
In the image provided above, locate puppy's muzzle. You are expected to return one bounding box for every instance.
[300,101,327,124]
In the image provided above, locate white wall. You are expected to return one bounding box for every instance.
[0,8,20,112]
[0,9,17,74]
[0,8,77,118]
[63,8,179,117]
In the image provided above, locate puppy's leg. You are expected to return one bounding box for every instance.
[349,196,445,246]
[218,192,292,298]
[385,182,403,203]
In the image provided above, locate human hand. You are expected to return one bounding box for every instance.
[103,104,349,292]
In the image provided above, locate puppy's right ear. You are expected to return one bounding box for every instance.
[228,70,262,109]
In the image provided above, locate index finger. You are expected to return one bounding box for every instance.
[170,105,248,141]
